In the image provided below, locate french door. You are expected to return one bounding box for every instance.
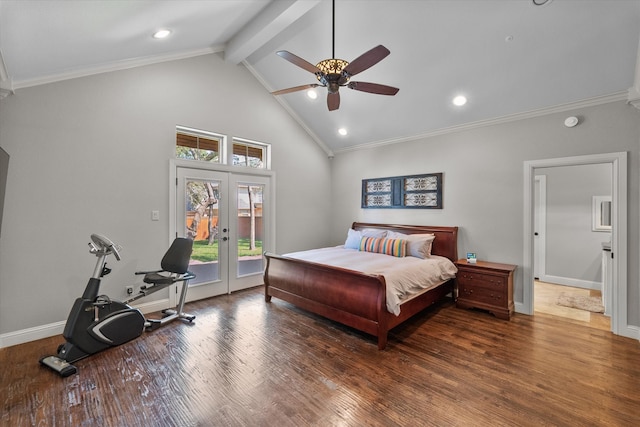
[175,166,272,302]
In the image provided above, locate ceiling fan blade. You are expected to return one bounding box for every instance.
[342,45,390,77]
[276,51,322,74]
[272,84,320,96]
[327,92,340,111]
[347,81,399,96]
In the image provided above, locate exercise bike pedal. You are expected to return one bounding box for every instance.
[39,355,77,377]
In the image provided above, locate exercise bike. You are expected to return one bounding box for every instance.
[40,234,196,377]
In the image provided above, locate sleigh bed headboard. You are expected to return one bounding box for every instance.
[351,222,459,262]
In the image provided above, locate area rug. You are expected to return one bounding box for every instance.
[556,292,604,313]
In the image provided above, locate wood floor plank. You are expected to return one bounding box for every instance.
[1,286,639,426]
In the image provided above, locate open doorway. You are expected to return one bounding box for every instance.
[523,152,627,336]
[532,164,611,330]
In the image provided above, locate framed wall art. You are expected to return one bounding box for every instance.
[362,173,443,209]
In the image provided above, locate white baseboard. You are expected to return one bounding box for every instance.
[539,274,601,291]
[0,320,67,349]
[0,298,170,349]
[515,302,530,315]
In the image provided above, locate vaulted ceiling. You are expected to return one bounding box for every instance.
[1,0,639,156]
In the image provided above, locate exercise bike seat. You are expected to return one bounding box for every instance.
[143,273,175,286]
[137,238,195,288]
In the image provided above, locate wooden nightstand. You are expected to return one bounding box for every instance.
[455,259,516,320]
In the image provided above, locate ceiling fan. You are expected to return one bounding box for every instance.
[271,0,399,111]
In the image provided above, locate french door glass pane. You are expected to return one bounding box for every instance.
[236,183,264,277]
[185,178,220,285]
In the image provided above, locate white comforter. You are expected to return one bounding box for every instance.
[283,246,458,316]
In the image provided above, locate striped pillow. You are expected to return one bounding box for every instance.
[359,237,407,257]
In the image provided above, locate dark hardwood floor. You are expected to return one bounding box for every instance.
[2,286,639,426]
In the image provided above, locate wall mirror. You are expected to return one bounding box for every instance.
[592,195,612,232]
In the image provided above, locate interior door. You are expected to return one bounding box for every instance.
[533,175,546,280]
[176,167,271,301]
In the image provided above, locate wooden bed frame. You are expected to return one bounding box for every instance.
[264,222,459,349]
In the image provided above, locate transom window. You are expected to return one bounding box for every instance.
[176,126,225,164]
[176,126,270,170]
[232,138,270,169]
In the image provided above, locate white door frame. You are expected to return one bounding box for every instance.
[522,152,629,337]
[169,159,276,304]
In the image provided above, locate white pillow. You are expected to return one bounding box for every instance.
[360,228,388,238]
[344,228,387,249]
[386,231,435,259]
[344,228,362,249]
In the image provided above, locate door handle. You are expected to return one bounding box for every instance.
[222,237,228,241]
[223,228,228,233]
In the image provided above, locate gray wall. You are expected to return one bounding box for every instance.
[537,164,612,286]
[329,101,640,328]
[1,52,639,341]
[0,53,332,335]
[0,147,8,238]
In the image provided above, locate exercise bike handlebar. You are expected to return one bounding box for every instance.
[89,234,122,261]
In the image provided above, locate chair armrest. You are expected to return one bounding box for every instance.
[135,269,162,275]
[182,271,196,281]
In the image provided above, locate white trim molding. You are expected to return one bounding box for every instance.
[10,46,222,90]
[0,48,14,99]
[628,34,640,110]
[338,92,629,154]
[538,274,601,291]
[0,298,171,348]
[522,152,636,340]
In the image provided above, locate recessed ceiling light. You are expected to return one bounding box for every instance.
[307,89,318,99]
[338,128,348,136]
[453,95,467,106]
[153,29,171,39]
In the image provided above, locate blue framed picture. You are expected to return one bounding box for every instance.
[362,173,442,209]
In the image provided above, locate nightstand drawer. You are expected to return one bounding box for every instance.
[457,270,506,289]
[458,285,506,306]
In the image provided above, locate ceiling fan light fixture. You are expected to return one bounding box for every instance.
[315,58,350,78]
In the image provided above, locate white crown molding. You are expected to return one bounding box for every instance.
[629,34,640,110]
[0,48,14,99]
[335,92,630,154]
[10,45,225,90]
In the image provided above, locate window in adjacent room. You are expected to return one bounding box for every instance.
[176,126,225,163]
[231,138,270,169]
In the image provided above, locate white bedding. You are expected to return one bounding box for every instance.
[283,246,458,316]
